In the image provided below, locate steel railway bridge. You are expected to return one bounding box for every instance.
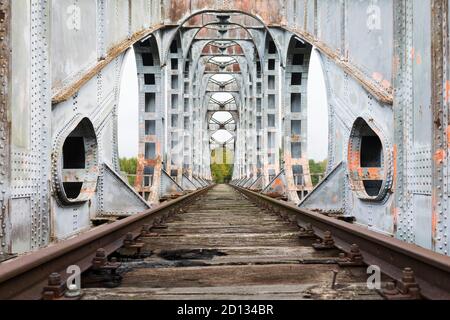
[0,0,450,300]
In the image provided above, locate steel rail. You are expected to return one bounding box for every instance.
[232,185,450,300]
[0,186,214,300]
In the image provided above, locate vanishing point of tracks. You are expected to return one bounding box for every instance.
[0,184,449,300]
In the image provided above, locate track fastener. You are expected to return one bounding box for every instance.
[122,232,145,255]
[42,272,66,300]
[139,224,151,237]
[381,267,422,300]
[153,217,163,227]
[337,244,365,267]
[92,248,121,272]
[312,231,335,250]
[140,224,158,237]
[85,249,122,288]
[298,223,315,238]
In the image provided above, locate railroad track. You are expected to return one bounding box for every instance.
[0,184,449,300]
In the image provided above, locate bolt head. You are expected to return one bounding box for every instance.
[48,272,61,286]
[350,244,360,253]
[96,248,106,258]
[402,267,415,283]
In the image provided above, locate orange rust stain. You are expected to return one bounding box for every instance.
[416,53,422,65]
[238,0,252,13]
[366,167,382,179]
[434,149,446,164]
[260,0,283,24]
[445,80,450,103]
[356,168,363,176]
[446,125,450,149]
[198,27,209,37]
[392,55,400,75]
[347,149,360,171]
[169,0,190,23]
[432,212,437,237]
[432,193,438,240]
[202,45,211,54]
[189,14,202,26]
[381,79,391,90]
[353,167,382,180]
[234,45,243,55]
[273,178,283,187]
[372,72,383,83]
[410,48,415,60]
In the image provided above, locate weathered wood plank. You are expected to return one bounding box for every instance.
[118,264,377,288]
[83,185,385,300]
[82,284,384,300]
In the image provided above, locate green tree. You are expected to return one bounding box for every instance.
[211,148,234,183]
[309,159,328,186]
[120,157,138,185]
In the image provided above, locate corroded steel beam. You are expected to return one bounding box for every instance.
[0,0,11,258]
[52,24,163,104]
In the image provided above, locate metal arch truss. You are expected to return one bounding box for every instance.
[0,0,449,261]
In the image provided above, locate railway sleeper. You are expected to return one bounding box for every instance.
[22,184,428,300]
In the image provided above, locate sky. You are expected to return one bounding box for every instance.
[117,47,329,161]
[117,48,139,159]
[307,49,329,161]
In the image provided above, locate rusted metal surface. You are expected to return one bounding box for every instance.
[0,0,11,259]
[164,0,285,26]
[232,185,450,300]
[431,0,448,253]
[347,117,393,201]
[2,1,450,300]
[52,24,163,104]
[284,26,393,105]
[0,186,212,300]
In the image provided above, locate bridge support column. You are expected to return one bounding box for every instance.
[282,39,314,203]
[0,0,11,257]
[134,37,164,203]
[261,36,281,191]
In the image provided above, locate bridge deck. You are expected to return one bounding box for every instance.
[82,185,383,300]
